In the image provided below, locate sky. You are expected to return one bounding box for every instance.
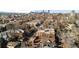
[0,0,79,13]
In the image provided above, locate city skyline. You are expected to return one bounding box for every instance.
[0,10,79,13]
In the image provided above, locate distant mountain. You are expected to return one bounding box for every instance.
[0,12,27,16]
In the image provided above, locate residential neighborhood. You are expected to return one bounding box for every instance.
[0,10,79,48]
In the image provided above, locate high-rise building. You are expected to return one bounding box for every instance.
[70,10,75,16]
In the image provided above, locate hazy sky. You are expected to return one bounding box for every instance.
[0,0,79,13]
